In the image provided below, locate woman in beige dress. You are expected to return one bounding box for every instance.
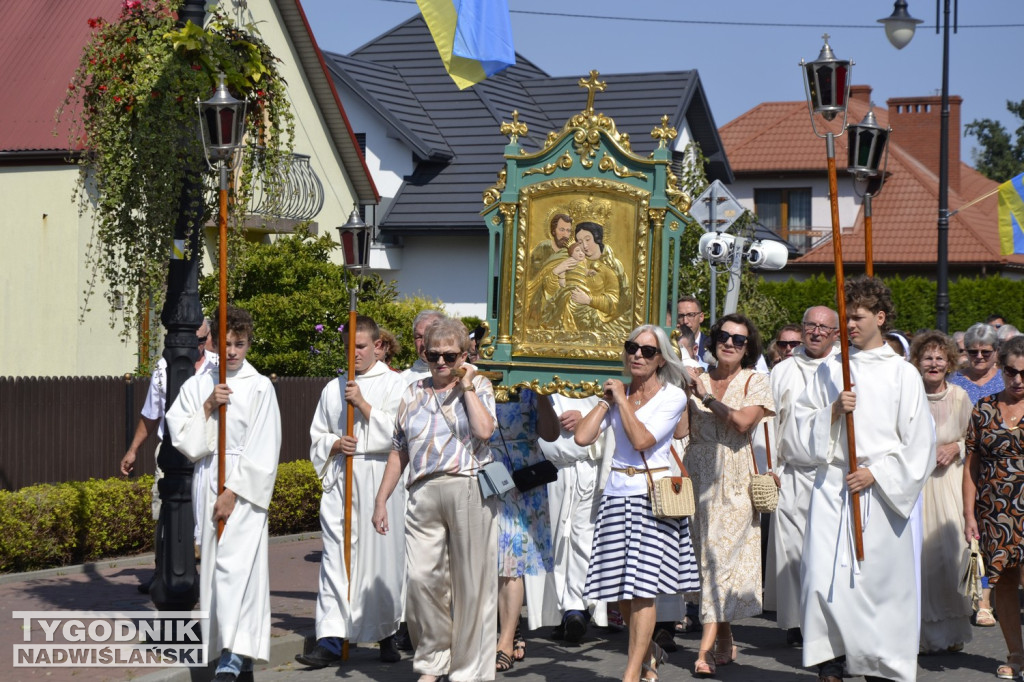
[682,313,775,677]
[910,331,974,653]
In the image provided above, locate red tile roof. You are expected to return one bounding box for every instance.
[718,94,1024,269]
[0,0,124,153]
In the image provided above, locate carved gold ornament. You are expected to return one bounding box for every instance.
[482,168,507,206]
[598,153,647,180]
[523,151,573,177]
[650,114,678,149]
[500,110,529,144]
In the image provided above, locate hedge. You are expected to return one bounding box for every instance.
[759,274,1024,334]
[0,460,322,573]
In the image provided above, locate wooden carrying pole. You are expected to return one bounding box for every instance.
[825,133,864,561]
[341,290,357,661]
[216,165,229,541]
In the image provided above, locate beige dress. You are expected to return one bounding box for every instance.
[686,369,775,622]
[920,383,974,651]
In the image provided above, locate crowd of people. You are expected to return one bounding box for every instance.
[123,284,1024,682]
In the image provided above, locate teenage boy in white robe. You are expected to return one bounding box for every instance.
[166,306,281,682]
[794,278,935,682]
[763,306,839,647]
[297,315,407,668]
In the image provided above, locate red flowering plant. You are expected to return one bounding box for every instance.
[58,0,294,341]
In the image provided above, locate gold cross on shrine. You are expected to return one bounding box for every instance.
[578,70,606,113]
[500,110,529,144]
[650,115,677,149]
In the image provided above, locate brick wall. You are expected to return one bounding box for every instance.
[887,94,962,193]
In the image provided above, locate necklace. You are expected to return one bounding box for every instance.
[628,382,658,407]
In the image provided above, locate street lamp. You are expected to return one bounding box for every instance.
[847,109,892,277]
[334,206,369,662]
[799,35,864,561]
[197,74,247,541]
[879,0,954,332]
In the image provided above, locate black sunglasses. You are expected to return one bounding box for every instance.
[425,350,461,364]
[715,330,748,347]
[624,341,660,359]
[776,340,801,349]
[967,349,994,359]
[197,335,208,345]
[1004,366,1024,380]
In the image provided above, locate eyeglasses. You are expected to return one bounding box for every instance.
[802,323,838,334]
[425,350,461,364]
[957,347,966,354]
[776,340,801,349]
[624,340,661,359]
[1003,366,1024,380]
[967,349,994,359]
[715,330,748,347]
[677,312,702,320]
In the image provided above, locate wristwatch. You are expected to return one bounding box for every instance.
[462,382,476,392]
[702,393,715,407]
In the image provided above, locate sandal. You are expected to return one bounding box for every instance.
[495,649,514,672]
[512,623,526,661]
[997,653,1024,680]
[694,650,716,677]
[976,606,997,627]
[713,635,737,666]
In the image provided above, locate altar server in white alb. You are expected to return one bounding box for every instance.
[297,315,408,668]
[165,305,281,682]
[764,306,839,648]
[793,277,935,682]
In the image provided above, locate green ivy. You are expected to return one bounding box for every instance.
[58,0,294,345]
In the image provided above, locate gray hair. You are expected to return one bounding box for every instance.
[413,309,444,331]
[624,324,690,388]
[997,324,1020,345]
[964,323,999,349]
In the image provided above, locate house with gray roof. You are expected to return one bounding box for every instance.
[326,15,734,318]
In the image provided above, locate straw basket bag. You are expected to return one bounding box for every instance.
[640,446,695,518]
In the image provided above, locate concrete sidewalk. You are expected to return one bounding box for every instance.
[0,532,1016,681]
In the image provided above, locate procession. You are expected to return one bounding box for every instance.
[4,1,1024,682]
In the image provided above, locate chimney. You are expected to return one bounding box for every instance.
[849,85,872,106]
[886,95,962,193]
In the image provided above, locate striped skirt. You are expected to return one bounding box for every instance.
[583,494,700,602]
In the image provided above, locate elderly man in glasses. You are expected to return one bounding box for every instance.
[763,307,839,648]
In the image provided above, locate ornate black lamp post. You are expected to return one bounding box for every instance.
[880,0,953,331]
[847,109,892,277]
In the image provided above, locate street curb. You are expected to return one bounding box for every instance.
[0,531,321,586]
[135,631,316,682]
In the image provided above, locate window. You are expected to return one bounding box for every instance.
[755,188,813,252]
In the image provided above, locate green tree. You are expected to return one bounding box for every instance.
[199,230,444,375]
[964,100,1024,181]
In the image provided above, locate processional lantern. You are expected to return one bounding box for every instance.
[197,73,247,169]
[337,208,370,270]
[800,34,852,129]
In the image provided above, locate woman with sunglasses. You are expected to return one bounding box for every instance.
[909,331,974,654]
[964,335,1024,680]
[682,312,775,677]
[575,324,697,682]
[950,323,1004,406]
[373,317,497,682]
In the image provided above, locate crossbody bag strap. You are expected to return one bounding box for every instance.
[742,372,762,476]
[669,445,689,478]
[763,421,773,471]
[638,450,657,491]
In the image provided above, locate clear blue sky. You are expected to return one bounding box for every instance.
[299,0,1023,170]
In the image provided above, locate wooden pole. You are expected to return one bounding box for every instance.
[216,164,229,542]
[826,133,864,561]
[341,289,357,661]
[864,193,874,278]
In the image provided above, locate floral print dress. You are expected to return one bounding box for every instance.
[491,389,553,577]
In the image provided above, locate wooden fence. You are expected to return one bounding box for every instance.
[0,375,331,491]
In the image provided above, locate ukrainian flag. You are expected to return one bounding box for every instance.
[417,0,515,90]
[998,172,1024,255]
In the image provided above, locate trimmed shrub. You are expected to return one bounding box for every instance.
[0,460,321,573]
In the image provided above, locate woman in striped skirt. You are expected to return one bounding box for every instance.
[575,324,699,682]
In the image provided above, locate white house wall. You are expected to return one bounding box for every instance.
[726,175,860,240]
[391,235,488,320]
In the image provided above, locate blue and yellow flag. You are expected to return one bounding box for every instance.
[998,172,1024,255]
[417,0,515,90]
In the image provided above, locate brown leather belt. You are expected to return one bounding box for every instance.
[611,466,669,477]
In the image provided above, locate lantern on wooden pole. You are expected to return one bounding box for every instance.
[800,35,864,561]
[197,73,247,541]
[847,108,891,277]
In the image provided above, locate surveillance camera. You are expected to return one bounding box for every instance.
[745,239,789,271]
[698,232,735,264]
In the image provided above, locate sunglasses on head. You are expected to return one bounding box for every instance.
[425,350,461,364]
[1004,366,1024,380]
[624,340,660,359]
[967,349,994,359]
[715,330,748,347]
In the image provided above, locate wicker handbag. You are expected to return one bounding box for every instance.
[640,446,695,518]
[748,420,779,514]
